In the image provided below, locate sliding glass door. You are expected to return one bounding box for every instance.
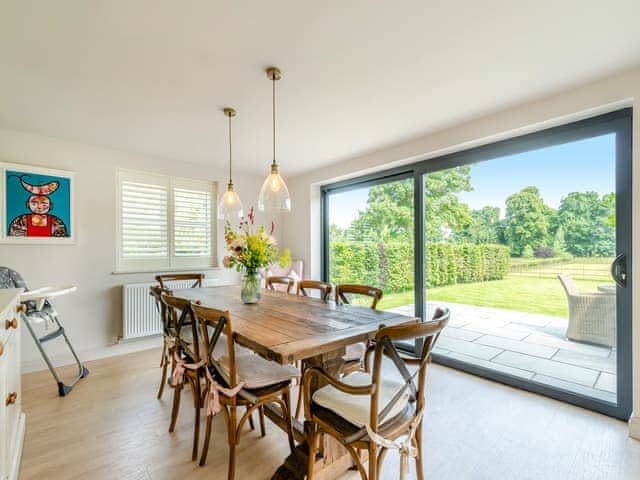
[322,109,632,419]
[324,175,416,321]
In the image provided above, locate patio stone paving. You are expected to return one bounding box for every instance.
[389,302,617,403]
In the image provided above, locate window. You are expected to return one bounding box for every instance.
[116,169,217,272]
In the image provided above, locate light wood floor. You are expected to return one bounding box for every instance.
[19,348,640,480]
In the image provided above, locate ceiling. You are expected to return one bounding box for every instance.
[1,1,640,177]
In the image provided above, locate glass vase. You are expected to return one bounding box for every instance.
[241,269,261,304]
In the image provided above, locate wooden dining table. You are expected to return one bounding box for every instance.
[173,285,414,479]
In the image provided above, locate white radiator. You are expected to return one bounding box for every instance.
[121,280,203,340]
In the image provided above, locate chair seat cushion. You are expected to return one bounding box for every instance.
[342,342,366,362]
[217,354,299,389]
[312,371,410,428]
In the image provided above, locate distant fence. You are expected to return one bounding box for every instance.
[510,256,613,282]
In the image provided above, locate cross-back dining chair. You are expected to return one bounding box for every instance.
[297,280,333,302]
[335,284,383,309]
[265,275,296,294]
[155,273,205,289]
[303,308,450,480]
[150,285,173,400]
[191,302,298,479]
[335,284,384,374]
[291,280,334,419]
[159,293,204,461]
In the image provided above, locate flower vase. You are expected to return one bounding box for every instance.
[241,270,261,304]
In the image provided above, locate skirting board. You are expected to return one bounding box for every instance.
[21,336,162,373]
[629,414,640,440]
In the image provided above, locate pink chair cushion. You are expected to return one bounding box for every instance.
[263,260,303,292]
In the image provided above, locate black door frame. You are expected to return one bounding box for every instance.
[321,108,632,419]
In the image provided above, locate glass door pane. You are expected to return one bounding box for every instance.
[326,177,415,318]
[424,134,619,405]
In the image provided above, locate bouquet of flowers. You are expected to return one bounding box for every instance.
[223,207,290,273]
[223,207,290,303]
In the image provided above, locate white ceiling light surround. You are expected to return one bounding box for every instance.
[1,1,639,177]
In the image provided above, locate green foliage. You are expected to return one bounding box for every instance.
[556,191,615,256]
[503,186,553,256]
[522,245,534,258]
[330,241,509,291]
[455,206,500,244]
[424,167,473,243]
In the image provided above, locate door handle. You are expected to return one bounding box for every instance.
[611,253,627,288]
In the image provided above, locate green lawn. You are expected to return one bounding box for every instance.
[378,259,614,318]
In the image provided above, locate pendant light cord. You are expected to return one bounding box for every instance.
[228,113,233,184]
[272,73,276,166]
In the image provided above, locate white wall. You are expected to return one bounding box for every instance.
[0,128,277,371]
[279,65,640,437]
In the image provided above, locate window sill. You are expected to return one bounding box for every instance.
[111,266,223,275]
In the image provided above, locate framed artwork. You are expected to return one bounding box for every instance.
[0,162,75,244]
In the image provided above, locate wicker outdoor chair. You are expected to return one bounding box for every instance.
[557,274,616,347]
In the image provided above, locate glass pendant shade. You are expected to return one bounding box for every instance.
[218,107,243,221]
[218,182,243,221]
[258,164,291,212]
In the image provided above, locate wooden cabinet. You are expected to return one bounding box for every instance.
[0,289,25,480]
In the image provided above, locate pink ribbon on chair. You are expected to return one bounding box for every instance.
[172,351,205,386]
[204,368,245,417]
[365,407,425,480]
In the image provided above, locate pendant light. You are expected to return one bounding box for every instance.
[218,107,244,221]
[258,67,291,212]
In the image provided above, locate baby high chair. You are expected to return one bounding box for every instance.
[0,267,89,396]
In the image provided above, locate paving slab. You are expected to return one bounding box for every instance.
[595,372,616,393]
[446,352,535,380]
[492,351,600,387]
[436,336,502,361]
[552,349,616,374]
[441,327,484,342]
[475,335,558,359]
[532,374,616,403]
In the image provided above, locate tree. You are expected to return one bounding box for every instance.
[557,191,615,256]
[348,179,414,242]
[503,186,552,256]
[424,166,473,243]
[455,206,500,244]
[347,166,473,243]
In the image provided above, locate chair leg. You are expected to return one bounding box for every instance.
[368,443,377,480]
[199,413,213,466]
[191,376,201,461]
[157,352,168,399]
[306,423,318,480]
[414,422,424,480]
[248,407,255,431]
[294,380,304,420]
[228,405,238,480]
[282,390,295,453]
[169,381,182,433]
[258,406,267,437]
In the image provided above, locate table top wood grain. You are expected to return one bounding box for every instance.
[172,285,413,364]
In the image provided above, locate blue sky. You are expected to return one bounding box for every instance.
[329,133,616,228]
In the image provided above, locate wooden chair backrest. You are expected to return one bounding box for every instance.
[297,280,332,302]
[150,285,172,333]
[191,303,237,386]
[364,308,449,436]
[156,273,205,289]
[160,294,199,361]
[335,284,383,310]
[265,275,295,294]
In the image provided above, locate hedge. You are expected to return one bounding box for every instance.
[329,241,510,292]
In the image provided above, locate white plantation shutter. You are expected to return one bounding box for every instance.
[173,186,211,257]
[121,180,168,258]
[116,169,217,272]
